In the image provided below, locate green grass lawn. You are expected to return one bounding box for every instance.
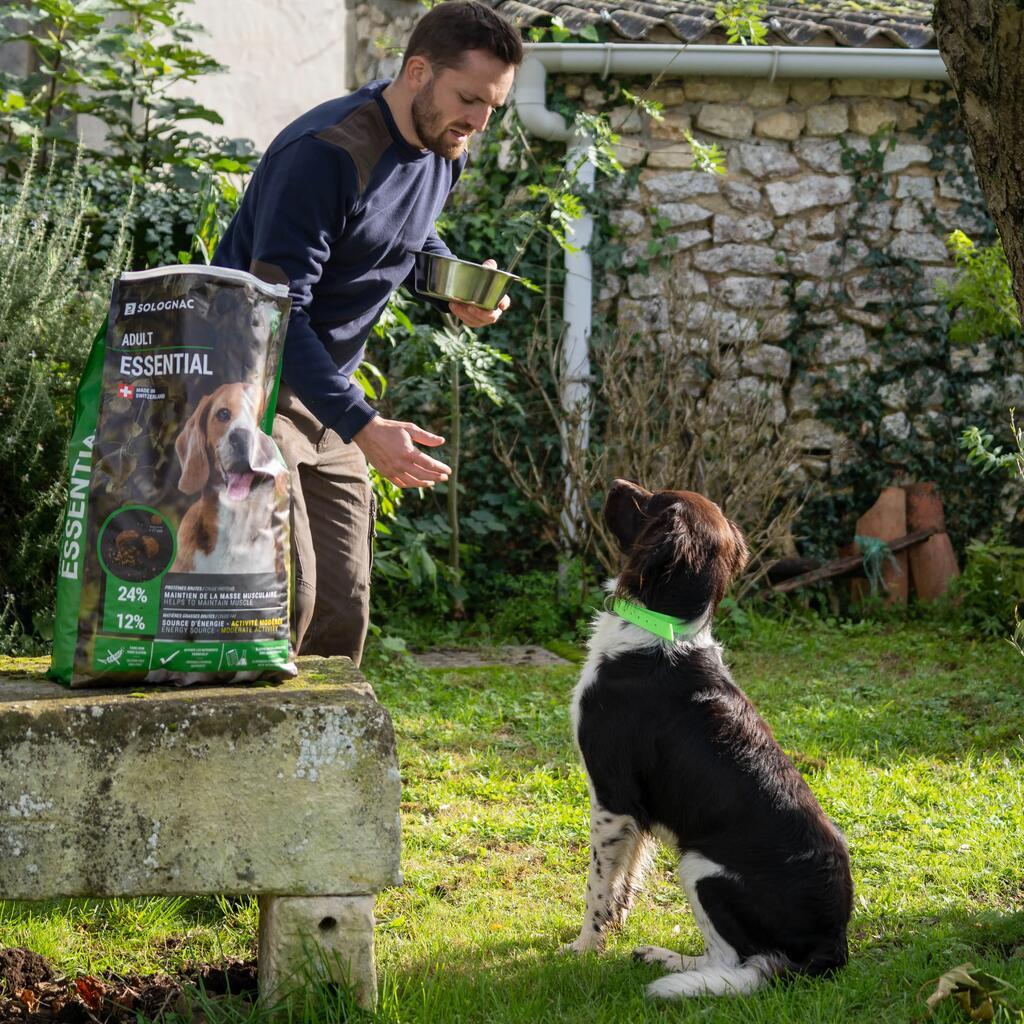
[2,617,1023,1022]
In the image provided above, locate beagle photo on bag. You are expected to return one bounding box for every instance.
[566,479,853,999]
[172,381,288,575]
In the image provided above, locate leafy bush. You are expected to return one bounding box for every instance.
[0,0,255,268]
[949,530,1024,638]
[0,145,129,649]
[939,230,1020,345]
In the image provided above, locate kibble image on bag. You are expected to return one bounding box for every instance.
[49,265,297,687]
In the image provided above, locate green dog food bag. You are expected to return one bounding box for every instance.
[50,265,296,687]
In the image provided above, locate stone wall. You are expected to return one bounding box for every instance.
[564,74,1023,513]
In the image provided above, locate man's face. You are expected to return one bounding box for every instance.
[409,49,516,160]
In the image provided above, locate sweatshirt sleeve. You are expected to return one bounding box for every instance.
[247,135,377,442]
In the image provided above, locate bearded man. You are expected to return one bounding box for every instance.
[214,1,522,663]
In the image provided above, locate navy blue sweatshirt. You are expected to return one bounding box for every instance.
[214,80,465,441]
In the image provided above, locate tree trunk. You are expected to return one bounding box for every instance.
[934,0,1024,316]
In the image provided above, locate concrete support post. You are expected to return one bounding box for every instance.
[258,895,378,1011]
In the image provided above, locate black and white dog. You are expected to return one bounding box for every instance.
[566,479,853,998]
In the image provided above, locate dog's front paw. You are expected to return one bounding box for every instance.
[562,935,603,956]
[633,946,683,971]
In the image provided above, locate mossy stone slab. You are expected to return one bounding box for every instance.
[0,657,401,900]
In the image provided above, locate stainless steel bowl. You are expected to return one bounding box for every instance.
[413,251,523,311]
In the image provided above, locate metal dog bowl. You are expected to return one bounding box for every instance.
[413,251,523,311]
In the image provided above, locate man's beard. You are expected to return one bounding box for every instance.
[411,79,470,160]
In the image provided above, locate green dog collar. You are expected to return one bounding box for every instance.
[611,598,695,643]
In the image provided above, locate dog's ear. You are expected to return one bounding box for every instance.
[176,392,214,494]
[255,430,290,498]
[727,518,749,580]
[604,479,651,552]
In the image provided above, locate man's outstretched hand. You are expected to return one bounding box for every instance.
[353,416,452,489]
[448,259,512,328]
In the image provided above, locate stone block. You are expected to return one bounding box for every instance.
[732,141,800,179]
[676,270,710,296]
[610,105,646,134]
[613,139,647,168]
[650,111,693,140]
[774,219,808,251]
[685,77,752,102]
[831,78,911,99]
[0,659,401,900]
[747,81,791,107]
[696,103,755,139]
[890,231,947,262]
[790,138,864,174]
[693,244,785,275]
[790,240,843,279]
[648,85,687,106]
[893,201,927,232]
[766,175,853,215]
[950,343,996,374]
[713,213,775,243]
[788,376,822,415]
[609,209,645,235]
[669,228,712,251]
[656,202,713,227]
[883,144,932,174]
[878,380,907,411]
[628,272,665,299]
[808,210,837,238]
[723,180,763,211]
[895,175,936,200]
[880,411,912,442]
[643,170,721,201]
[938,172,977,201]
[816,323,868,364]
[646,144,696,169]
[849,98,902,135]
[789,418,849,452]
[720,276,784,309]
[742,343,792,378]
[755,110,805,141]
[910,81,949,104]
[805,104,849,136]
[790,80,832,105]
[259,895,376,1010]
[619,296,671,334]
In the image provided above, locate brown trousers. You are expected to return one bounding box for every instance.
[272,386,374,665]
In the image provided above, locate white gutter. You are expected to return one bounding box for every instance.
[514,42,950,547]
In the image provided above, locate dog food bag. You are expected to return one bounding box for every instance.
[50,265,297,687]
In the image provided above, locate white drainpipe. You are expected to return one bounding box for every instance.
[513,42,950,548]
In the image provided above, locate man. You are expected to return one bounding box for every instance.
[214,1,522,664]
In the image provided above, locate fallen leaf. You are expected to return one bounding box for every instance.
[75,974,106,1010]
[926,962,1016,1019]
[14,987,38,1011]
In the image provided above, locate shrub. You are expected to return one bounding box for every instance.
[949,530,1024,638]
[0,144,129,649]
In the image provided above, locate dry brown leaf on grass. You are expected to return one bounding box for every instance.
[14,985,39,1011]
[925,961,1018,1020]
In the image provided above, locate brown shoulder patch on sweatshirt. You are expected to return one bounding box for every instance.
[315,100,393,195]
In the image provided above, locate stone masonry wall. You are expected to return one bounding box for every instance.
[567,74,1024,503]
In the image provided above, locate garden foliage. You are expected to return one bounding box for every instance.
[0,0,254,267]
[0,144,128,650]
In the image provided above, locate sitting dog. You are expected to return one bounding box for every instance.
[567,479,853,999]
[171,381,288,575]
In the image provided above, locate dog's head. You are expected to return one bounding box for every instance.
[176,382,286,501]
[605,479,748,621]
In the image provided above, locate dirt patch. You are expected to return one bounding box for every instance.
[411,645,569,669]
[0,947,257,1022]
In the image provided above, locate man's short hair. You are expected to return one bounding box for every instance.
[403,1,524,72]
